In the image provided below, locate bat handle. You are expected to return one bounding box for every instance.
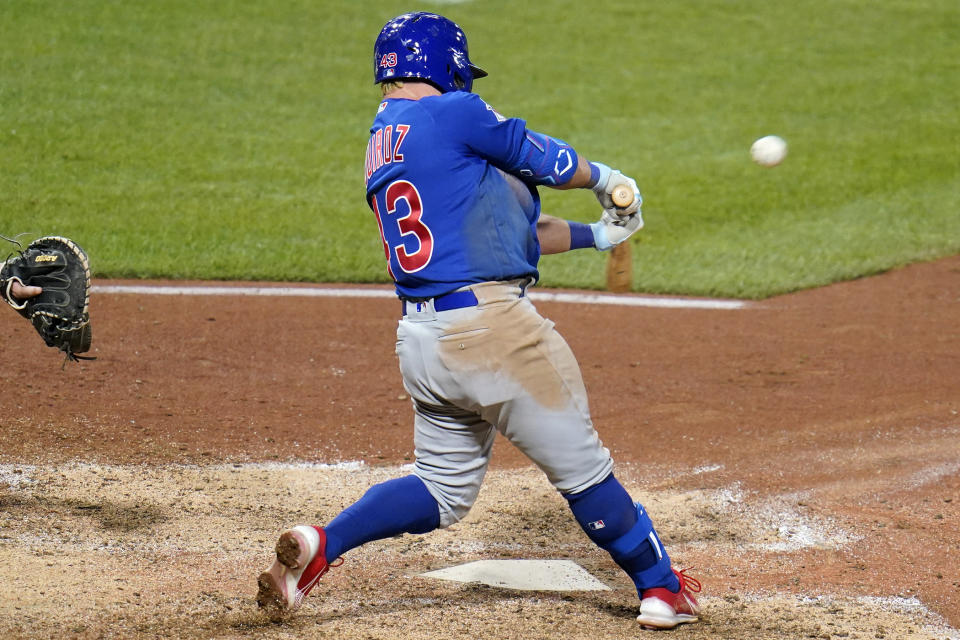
[611,184,634,208]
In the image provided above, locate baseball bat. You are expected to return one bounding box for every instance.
[611,184,634,208]
[606,184,635,292]
[607,184,635,292]
[606,242,632,293]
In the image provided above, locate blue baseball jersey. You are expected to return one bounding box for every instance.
[363,92,574,299]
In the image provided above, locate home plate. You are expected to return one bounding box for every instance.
[420,559,611,591]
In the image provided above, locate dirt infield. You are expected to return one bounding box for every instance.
[1,255,958,639]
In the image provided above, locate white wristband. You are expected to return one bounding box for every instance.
[589,221,613,251]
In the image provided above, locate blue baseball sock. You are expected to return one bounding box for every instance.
[565,473,679,594]
[323,475,440,563]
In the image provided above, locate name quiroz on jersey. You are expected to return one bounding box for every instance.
[364,104,409,186]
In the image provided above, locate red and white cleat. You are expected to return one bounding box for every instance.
[636,568,702,630]
[256,525,342,621]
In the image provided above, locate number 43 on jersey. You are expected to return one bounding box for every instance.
[372,180,434,278]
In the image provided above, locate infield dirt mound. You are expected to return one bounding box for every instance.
[1,462,956,640]
[1,256,959,638]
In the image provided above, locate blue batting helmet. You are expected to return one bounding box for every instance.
[373,12,487,93]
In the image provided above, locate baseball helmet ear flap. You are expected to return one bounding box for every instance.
[462,61,488,88]
[374,12,486,93]
[451,64,487,91]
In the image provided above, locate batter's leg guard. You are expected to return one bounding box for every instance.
[323,475,440,562]
[565,473,679,594]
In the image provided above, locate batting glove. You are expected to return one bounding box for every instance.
[590,162,643,217]
[590,210,643,251]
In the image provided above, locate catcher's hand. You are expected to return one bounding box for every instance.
[10,279,42,299]
[1,236,94,362]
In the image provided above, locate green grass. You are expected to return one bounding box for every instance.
[2,0,958,298]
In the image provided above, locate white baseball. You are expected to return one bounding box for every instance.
[750,135,788,167]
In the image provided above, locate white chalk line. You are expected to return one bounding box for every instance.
[92,284,748,310]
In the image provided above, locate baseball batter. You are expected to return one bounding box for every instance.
[257,12,701,630]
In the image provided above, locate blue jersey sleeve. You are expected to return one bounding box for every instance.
[434,93,579,187]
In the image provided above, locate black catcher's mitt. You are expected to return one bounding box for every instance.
[1,236,94,361]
